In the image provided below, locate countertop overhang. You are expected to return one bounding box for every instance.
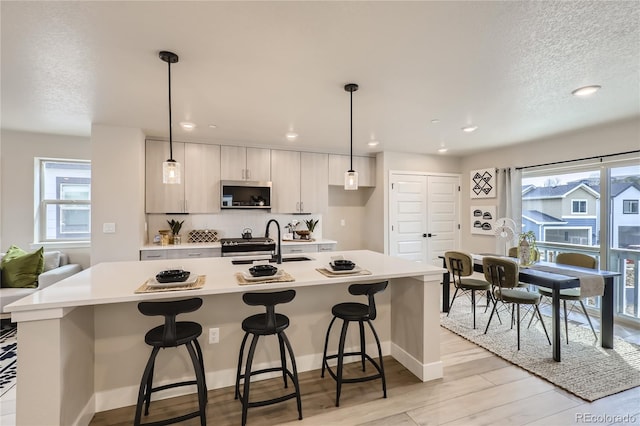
[6,250,444,318]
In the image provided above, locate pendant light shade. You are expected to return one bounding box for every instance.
[160,51,181,184]
[344,83,359,190]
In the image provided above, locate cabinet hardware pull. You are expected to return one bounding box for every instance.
[188,253,201,257]
[147,254,162,258]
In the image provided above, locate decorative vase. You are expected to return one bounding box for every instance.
[518,231,537,266]
[172,234,181,245]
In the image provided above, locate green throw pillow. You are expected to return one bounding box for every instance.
[1,246,44,288]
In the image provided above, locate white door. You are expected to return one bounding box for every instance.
[389,173,460,265]
[427,175,460,266]
[389,174,428,262]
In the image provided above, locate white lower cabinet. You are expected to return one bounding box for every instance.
[140,247,221,261]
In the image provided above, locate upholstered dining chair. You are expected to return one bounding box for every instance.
[507,247,539,290]
[483,256,551,350]
[535,252,599,343]
[444,251,493,329]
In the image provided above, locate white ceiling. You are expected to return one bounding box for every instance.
[1,1,639,156]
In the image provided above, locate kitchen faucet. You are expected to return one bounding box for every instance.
[265,219,282,264]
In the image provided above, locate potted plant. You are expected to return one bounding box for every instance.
[303,219,319,240]
[517,230,537,266]
[167,219,184,245]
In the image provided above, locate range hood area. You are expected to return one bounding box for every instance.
[221,180,272,209]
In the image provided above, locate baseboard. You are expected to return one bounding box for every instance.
[72,393,95,426]
[390,342,443,382]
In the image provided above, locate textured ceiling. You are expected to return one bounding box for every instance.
[1,1,639,156]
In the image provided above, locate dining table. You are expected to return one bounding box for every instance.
[440,255,620,362]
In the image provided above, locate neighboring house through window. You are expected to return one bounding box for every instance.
[36,158,91,242]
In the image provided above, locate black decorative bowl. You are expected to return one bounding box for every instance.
[156,269,190,283]
[249,264,278,277]
[330,260,355,271]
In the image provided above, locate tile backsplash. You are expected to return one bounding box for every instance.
[146,211,322,244]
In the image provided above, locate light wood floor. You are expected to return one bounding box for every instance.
[89,327,640,426]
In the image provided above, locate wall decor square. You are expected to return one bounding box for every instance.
[470,168,496,198]
[471,205,496,235]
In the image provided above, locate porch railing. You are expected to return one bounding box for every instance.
[535,242,639,322]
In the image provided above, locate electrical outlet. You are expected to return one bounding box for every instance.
[209,327,219,344]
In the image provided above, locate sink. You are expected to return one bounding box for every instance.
[231,256,314,265]
[281,256,314,262]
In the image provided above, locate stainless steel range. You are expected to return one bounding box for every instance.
[220,237,276,257]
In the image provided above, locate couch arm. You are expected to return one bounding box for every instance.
[38,264,83,289]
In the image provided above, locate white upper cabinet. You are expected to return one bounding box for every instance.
[184,143,221,213]
[220,146,271,181]
[271,150,328,213]
[145,140,220,213]
[328,154,376,187]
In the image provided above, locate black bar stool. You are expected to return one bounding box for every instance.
[234,289,302,426]
[321,281,388,407]
[134,298,207,426]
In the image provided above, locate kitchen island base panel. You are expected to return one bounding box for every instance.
[17,306,95,426]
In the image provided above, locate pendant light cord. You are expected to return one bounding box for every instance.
[167,59,173,161]
[350,89,353,171]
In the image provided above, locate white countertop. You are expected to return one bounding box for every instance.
[140,238,337,251]
[6,250,443,315]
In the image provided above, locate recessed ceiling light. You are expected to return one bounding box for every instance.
[285,132,298,141]
[208,124,217,129]
[368,140,379,147]
[438,147,448,153]
[180,121,196,130]
[431,119,440,124]
[461,125,478,133]
[571,85,601,97]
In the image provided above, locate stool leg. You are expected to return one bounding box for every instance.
[367,319,387,399]
[278,333,288,388]
[241,334,260,426]
[321,316,337,378]
[144,362,154,415]
[134,347,160,425]
[359,320,366,372]
[193,338,208,402]
[235,332,250,400]
[186,341,207,426]
[281,331,303,420]
[336,320,349,407]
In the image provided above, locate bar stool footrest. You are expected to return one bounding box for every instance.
[137,410,201,426]
[323,352,384,383]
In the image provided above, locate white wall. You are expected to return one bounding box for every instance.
[90,125,146,264]
[459,117,640,254]
[0,129,91,267]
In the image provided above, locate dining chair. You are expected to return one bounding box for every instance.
[507,246,539,291]
[535,252,599,343]
[483,256,551,350]
[444,251,493,329]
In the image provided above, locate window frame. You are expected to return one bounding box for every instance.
[571,199,588,214]
[36,158,92,245]
[622,199,639,214]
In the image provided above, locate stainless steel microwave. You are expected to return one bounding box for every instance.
[221,180,272,209]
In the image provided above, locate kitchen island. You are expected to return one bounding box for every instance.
[6,250,443,425]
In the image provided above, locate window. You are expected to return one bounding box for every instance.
[572,199,587,214]
[623,200,639,214]
[37,159,91,242]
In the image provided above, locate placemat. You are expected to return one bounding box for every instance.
[235,271,295,285]
[135,275,206,293]
[315,268,372,278]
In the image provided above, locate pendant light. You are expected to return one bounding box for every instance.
[160,51,181,184]
[344,83,359,190]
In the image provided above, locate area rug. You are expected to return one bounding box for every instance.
[440,298,640,402]
[0,325,17,397]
